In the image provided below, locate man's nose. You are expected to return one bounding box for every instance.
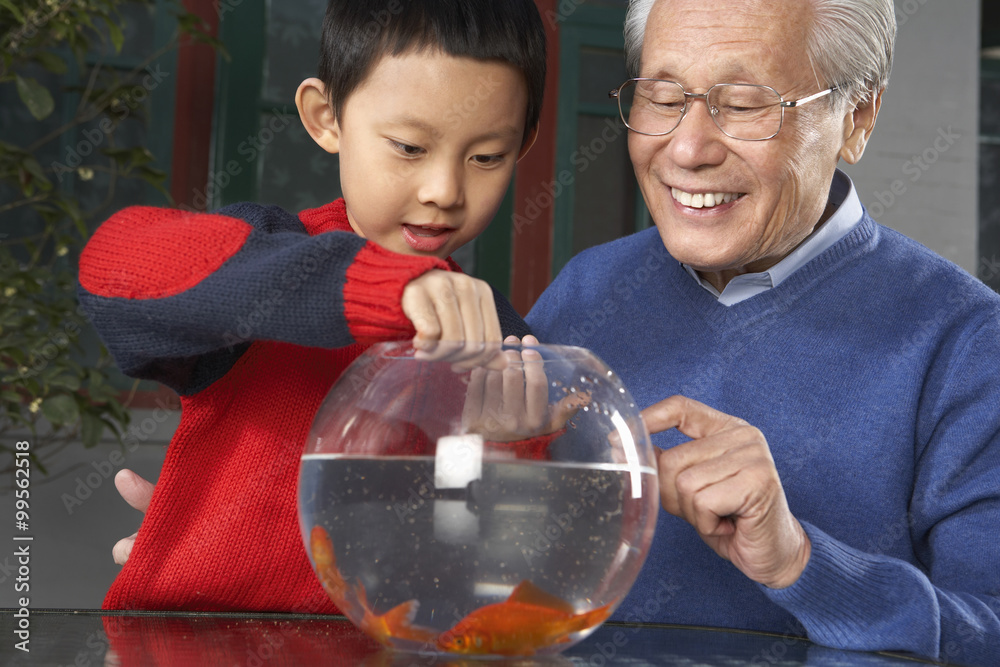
[418,159,465,209]
[663,97,728,169]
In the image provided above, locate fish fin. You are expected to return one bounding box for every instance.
[380,599,441,643]
[354,578,374,614]
[382,599,420,628]
[507,580,575,614]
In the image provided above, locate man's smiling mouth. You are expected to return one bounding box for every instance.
[671,187,745,209]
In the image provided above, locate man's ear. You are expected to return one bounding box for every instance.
[296,78,341,154]
[516,124,540,162]
[839,89,883,165]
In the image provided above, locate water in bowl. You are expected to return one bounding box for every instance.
[299,453,656,657]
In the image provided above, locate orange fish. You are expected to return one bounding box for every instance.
[311,525,437,646]
[356,581,438,646]
[436,580,613,656]
[309,525,350,602]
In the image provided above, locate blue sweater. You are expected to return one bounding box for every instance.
[527,216,1000,665]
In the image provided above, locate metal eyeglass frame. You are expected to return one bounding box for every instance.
[609,79,839,141]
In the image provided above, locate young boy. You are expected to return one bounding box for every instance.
[79,0,546,613]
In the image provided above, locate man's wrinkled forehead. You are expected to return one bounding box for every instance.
[641,0,813,85]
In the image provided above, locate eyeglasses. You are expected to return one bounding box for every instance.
[609,79,838,141]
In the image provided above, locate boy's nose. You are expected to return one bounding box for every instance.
[417,159,465,209]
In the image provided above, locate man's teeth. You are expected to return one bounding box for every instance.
[671,188,741,209]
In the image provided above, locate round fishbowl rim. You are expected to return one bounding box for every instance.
[365,339,612,364]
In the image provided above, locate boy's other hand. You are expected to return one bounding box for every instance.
[112,469,155,565]
[402,270,502,348]
[462,335,589,441]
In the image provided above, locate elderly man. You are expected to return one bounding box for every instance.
[527,0,1000,664]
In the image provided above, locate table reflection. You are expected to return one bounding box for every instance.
[1,611,936,666]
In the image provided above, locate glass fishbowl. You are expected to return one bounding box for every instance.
[298,341,658,658]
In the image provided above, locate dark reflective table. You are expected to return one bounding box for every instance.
[2,610,939,666]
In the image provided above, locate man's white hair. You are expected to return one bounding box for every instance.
[623,0,896,109]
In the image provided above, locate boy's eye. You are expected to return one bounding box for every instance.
[471,154,505,167]
[389,139,424,156]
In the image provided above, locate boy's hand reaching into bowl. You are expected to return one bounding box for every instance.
[462,335,589,442]
[402,271,503,366]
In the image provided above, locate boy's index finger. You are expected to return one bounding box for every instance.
[641,395,747,439]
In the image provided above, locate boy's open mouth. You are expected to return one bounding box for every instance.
[402,223,455,252]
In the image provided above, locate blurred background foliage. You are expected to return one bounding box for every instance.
[0,0,218,490]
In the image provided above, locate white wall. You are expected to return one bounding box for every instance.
[843,0,980,273]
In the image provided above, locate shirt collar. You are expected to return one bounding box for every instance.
[681,169,863,305]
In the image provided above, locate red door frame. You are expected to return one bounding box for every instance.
[511,0,560,315]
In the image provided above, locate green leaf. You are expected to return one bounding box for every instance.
[87,368,105,390]
[15,75,55,121]
[50,375,82,392]
[105,16,125,54]
[34,52,68,75]
[22,156,52,191]
[100,417,125,444]
[40,394,79,426]
[0,0,25,23]
[81,411,104,448]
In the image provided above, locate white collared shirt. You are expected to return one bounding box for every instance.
[682,169,863,306]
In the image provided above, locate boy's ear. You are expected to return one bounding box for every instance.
[839,89,882,165]
[296,78,341,154]
[516,125,540,162]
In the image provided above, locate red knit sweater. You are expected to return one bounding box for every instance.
[80,200,496,613]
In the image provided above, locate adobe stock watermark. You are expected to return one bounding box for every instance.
[519,481,605,568]
[14,304,89,381]
[1,0,74,52]
[940,596,1000,664]
[541,0,587,29]
[561,241,671,348]
[441,73,504,133]
[747,622,809,666]
[49,65,172,183]
[185,108,294,211]
[220,225,336,349]
[892,254,999,370]
[513,117,627,235]
[866,125,961,219]
[60,397,176,514]
[216,0,402,29]
[894,0,930,27]
[577,578,681,665]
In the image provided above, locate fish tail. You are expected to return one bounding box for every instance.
[363,599,437,645]
[570,603,614,634]
[381,599,420,629]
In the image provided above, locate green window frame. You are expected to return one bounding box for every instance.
[552,5,649,277]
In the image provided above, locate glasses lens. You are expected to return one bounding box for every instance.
[708,85,782,140]
[617,80,685,136]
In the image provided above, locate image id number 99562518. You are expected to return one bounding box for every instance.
[13,439,31,653]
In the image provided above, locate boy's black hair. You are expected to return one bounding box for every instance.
[318,0,546,145]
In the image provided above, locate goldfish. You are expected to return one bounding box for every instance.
[310,526,437,646]
[309,525,350,602]
[436,580,613,656]
[356,580,438,646]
